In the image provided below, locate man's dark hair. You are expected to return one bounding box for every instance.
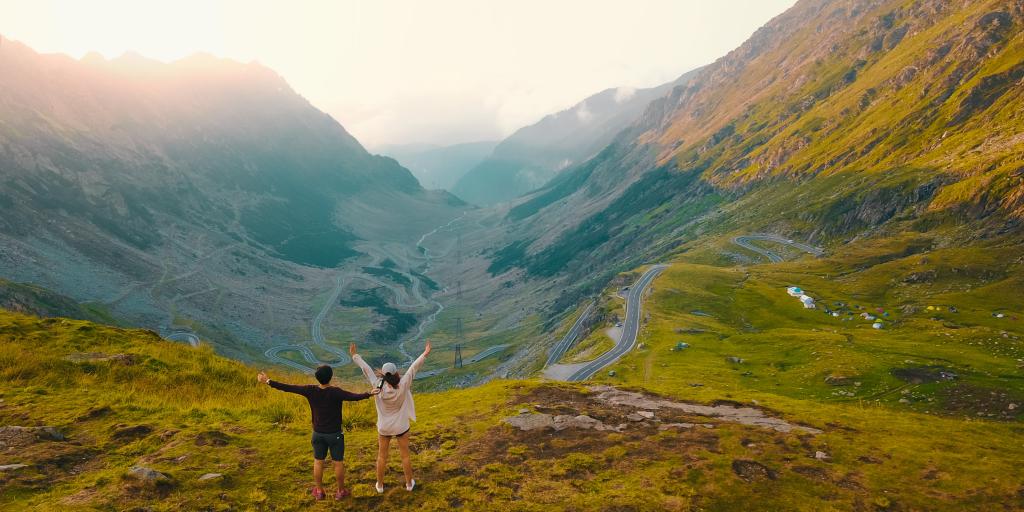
[314,365,333,385]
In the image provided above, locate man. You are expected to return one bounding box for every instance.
[257,365,379,501]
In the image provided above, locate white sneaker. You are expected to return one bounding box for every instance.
[405,479,415,492]
[375,481,384,494]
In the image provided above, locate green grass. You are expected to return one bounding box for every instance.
[2,228,1024,510]
[586,234,1024,509]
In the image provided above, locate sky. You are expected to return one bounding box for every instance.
[0,0,796,148]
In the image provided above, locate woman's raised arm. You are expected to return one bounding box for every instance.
[350,342,379,386]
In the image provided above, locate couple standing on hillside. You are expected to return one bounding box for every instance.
[256,340,431,500]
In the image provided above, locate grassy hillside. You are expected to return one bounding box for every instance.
[4,258,1023,512]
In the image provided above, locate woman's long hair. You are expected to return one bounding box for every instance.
[383,372,401,388]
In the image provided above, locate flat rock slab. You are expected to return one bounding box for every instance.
[0,463,29,471]
[0,426,65,448]
[658,423,695,430]
[504,412,621,432]
[589,386,821,434]
[197,473,223,482]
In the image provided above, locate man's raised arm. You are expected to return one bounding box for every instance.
[257,371,309,396]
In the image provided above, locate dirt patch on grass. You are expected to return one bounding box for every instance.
[732,459,777,482]
[939,383,1021,420]
[891,366,958,384]
[111,425,153,442]
[193,430,230,447]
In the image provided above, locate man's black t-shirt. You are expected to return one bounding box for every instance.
[269,380,370,433]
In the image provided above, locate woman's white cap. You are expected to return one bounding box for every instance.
[381,362,398,374]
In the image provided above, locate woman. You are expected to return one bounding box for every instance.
[350,340,431,493]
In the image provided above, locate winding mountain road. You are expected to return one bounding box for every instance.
[261,214,465,373]
[165,331,200,347]
[545,302,595,367]
[468,344,511,364]
[567,265,667,381]
[732,234,824,263]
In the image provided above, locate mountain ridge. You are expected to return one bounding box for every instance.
[451,70,700,206]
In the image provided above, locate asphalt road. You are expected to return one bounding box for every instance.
[567,265,667,381]
[545,301,595,367]
[732,234,824,263]
[468,344,510,364]
[165,331,199,347]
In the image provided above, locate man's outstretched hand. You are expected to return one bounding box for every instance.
[257,371,269,384]
[369,387,381,396]
[349,343,357,357]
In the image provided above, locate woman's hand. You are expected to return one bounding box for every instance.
[349,343,358,357]
[424,339,432,356]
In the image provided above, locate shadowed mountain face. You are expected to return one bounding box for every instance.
[0,41,446,267]
[0,39,462,354]
[451,71,699,206]
[490,0,1024,289]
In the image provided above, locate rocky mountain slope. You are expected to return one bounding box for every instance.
[488,0,1024,294]
[0,39,462,356]
[452,71,699,206]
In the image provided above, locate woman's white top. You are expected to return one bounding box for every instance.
[353,351,427,436]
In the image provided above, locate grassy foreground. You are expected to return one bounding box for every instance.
[2,234,1023,510]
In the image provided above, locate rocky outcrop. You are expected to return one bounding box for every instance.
[504,412,622,432]
[590,386,822,434]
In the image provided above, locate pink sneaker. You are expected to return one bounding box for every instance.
[334,488,351,500]
[311,487,326,500]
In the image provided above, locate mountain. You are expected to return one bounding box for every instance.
[451,72,700,206]
[0,39,462,357]
[490,0,1024,290]
[375,140,498,191]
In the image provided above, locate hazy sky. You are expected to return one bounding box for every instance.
[0,0,795,148]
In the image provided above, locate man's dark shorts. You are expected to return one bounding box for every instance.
[311,431,345,461]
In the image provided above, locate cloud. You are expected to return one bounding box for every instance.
[575,100,593,122]
[614,86,637,103]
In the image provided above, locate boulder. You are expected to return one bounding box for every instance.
[127,466,168,482]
